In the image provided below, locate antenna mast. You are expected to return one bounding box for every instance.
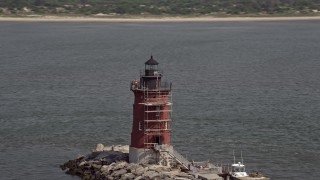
[233,150,235,164]
[241,151,243,164]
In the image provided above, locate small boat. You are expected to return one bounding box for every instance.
[228,151,269,180]
[229,162,270,180]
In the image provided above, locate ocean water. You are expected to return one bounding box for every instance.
[0,20,319,180]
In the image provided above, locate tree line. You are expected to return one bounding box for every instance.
[1,0,320,16]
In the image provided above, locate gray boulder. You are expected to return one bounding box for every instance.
[131,166,146,176]
[107,175,114,180]
[177,172,191,178]
[127,163,141,172]
[101,165,109,173]
[112,169,127,177]
[92,164,102,170]
[96,143,105,151]
[113,161,128,170]
[134,176,143,180]
[144,170,160,179]
[121,172,136,180]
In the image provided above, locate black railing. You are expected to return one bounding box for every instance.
[140,69,163,77]
[130,81,171,91]
[156,81,171,90]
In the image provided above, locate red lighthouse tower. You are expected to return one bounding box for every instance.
[129,56,172,164]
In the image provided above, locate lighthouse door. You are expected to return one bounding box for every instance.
[155,136,162,145]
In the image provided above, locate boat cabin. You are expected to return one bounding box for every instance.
[230,162,248,178]
[232,162,246,172]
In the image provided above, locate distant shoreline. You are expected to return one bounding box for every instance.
[1,16,320,22]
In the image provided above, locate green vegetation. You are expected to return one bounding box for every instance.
[0,0,320,16]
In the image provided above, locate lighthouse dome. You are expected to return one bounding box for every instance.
[145,56,159,65]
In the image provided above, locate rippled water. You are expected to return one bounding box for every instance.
[0,21,319,180]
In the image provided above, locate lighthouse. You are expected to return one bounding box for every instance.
[129,56,173,164]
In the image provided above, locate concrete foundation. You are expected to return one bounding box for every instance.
[129,145,177,168]
[129,146,159,164]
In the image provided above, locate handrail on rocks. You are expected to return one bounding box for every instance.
[169,147,190,170]
[154,144,190,170]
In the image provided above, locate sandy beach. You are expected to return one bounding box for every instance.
[1,16,320,22]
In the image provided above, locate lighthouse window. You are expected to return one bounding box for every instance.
[156,107,160,117]
[165,122,168,130]
[138,121,142,131]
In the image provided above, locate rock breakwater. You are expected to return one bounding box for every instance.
[60,144,196,180]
